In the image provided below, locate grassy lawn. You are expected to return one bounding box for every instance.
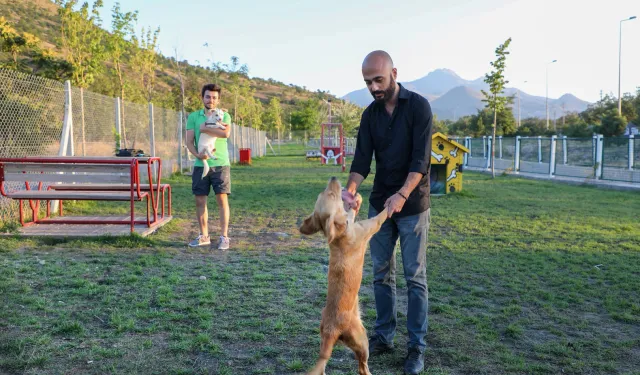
[1,144,639,374]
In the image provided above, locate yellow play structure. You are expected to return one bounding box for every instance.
[430,132,469,194]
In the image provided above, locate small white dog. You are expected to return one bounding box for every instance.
[197,108,226,179]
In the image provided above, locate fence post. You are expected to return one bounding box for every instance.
[549,135,557,177]
[486,136,492,170]
[115,98,122,150]
[562,135,567,164]
[482,136,487,158]
[595,134,604,179]
[80,87,86,156]
[592,134,597,166]
[464,137,470,166]
[628,135,634,171]
[537,136,542,163]
[149,103,156,157]
[233,123,238,163]
[514,136,521,173]
[178,111,183,172]
[498,136,503,159]
[52,80,74,212]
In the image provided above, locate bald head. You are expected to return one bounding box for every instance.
[362,50,398,104]
[362,50,394,71]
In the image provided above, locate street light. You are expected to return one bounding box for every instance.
[518,80,527,128]
[618,16,637,116]
[546,60,557,130]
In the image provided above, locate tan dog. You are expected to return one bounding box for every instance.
[299,177,388,375]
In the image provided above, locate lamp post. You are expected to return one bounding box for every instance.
[518,80,527,128]
[546,60,557,130]
[619,16,637,116]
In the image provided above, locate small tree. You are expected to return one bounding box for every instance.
[55,0,106,88]
[481,37,512,178]
[131,26,160,103]
[264,97,283,140]
[106,2,137,147]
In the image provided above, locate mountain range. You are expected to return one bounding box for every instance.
[342,69,591,121]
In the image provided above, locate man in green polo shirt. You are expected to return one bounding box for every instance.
[185,83,232,250]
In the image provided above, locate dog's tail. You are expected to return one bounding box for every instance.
[201,162,210,180]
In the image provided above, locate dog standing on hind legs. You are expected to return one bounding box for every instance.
[299,177,388,375]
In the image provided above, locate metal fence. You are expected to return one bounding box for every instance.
[460,134,639,184]
[0,68,267,222]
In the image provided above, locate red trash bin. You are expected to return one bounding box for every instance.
[239,148,252,165]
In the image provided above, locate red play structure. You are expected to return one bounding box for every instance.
[320,122,345,172]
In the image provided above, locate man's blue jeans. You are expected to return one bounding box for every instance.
[368,206,430,351]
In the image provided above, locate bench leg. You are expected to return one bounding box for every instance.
[129,198,133,234]
[161,188,165,218]
[146,197,150,227]
[167,186,172,216]
[19,200,24,226]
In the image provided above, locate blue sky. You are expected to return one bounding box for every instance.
[96,0,639,103]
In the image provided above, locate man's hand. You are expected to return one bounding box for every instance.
[196,152,209,160]
[342,189,362,214]
[384,193,406,218]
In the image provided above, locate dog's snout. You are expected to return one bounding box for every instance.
[330,176,337,181]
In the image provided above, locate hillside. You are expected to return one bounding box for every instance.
[0,0,334,114]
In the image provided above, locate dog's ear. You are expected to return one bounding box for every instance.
[325,212,347,243]
[299,214,320,235]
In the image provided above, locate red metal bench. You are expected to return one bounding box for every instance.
[0,157,171,233]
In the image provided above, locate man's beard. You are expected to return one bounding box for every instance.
[371,76,396,103]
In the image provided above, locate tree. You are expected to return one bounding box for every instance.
[106,2,137,147]
[0,16,40,70]
[32,48,73,80]
[476,115,486,137]
[332,100,363,137]
[131,26,160,103]
[263,97,283,139]
[55,0,106,88]
[291,99,322,135]
[481,37,512,178]
[599,110,627,137]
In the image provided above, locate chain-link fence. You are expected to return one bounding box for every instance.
[0,68,268,222]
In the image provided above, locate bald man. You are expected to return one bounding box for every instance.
[342,50,433,375]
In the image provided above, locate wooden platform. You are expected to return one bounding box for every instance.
[3,215,172,238]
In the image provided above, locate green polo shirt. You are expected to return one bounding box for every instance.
[186,109,232,167]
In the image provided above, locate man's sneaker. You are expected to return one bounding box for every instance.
[188,234,210,247]
[368,335,394,357]
[217,236,230,250]
[404,347,425,375]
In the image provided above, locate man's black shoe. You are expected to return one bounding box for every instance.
[368,335,394,356]
[404,346,425,375]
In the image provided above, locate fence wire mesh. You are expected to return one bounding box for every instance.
[517,137,550,174]
[553,137,596,178]
[0,69,268,223]
[0,70,67,223]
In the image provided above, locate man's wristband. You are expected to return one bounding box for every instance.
[397,191,408,200]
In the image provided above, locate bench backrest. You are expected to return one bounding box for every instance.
[1,163,134,184]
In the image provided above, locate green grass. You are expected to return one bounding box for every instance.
[1,144,639,374]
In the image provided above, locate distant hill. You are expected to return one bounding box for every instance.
[342,68,591,120]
